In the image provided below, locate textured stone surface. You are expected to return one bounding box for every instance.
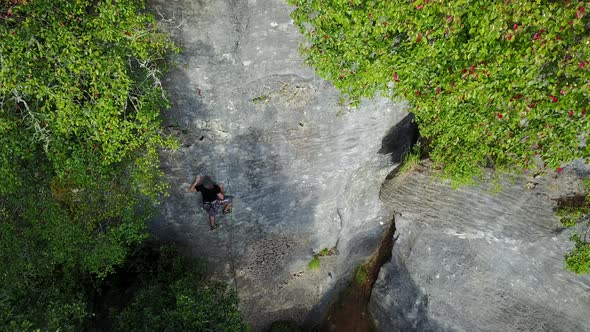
[147,0,406,329]
[370,163,590,332]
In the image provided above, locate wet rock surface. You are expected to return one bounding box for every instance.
[371,163,590,332]
[147,0,406,329]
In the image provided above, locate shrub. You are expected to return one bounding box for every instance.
[289,0,590,183]
[558,180,590,273]
[565,233,590,274]
[400,142,422,174]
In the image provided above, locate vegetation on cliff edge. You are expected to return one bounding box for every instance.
[289,0,589,272]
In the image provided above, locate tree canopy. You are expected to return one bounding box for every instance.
[289,0,589,181]
[0,0,245,329]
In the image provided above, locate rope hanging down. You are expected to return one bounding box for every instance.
[224,176,240,297]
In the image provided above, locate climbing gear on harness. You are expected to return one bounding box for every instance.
[203,199,229,216]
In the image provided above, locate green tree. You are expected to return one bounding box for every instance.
[1,0,247,329]
[0,0,177,328]
[289,0,589,182]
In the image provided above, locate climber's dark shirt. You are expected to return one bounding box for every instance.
[196,184,221,203]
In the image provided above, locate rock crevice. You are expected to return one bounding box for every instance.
[370,163,590,331]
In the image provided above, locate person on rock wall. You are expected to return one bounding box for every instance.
[189,175,233,230]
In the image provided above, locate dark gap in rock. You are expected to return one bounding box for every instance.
[314,215,396,332]
[554,194,587,210]
[199,136,205,141]
[379,113,419,163]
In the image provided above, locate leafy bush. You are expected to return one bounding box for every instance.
[565,233,590,274]
[400,142,422,174]
[0,0,240,329]
[289,0,589,182]
[557,180,590,273]
[0,0,177,284]
[0,1,247,330]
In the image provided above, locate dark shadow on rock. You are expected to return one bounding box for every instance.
[369,255,448,332]
[300,220,390,330]
[379,113,419,163]
[300,231,447,332]
[159,62,210,128]
[300,215,447,332]
[150,60,322,331]
[301,271,350,331]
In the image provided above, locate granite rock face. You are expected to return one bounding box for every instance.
[370,163,590,332]
[147,0,407,329]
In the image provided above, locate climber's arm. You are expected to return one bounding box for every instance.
[189,176,201,192]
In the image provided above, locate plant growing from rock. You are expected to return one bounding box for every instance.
[565,233,590,274]
[353,264,369,285]
[289,0,589,183]
[308,256,321,270]
[556,179,590,273]
[399,142,423,174]
[308,247,337,270]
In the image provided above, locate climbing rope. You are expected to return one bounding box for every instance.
[208,96,241,302]
[199,63,241,300]
[223,176,240,297]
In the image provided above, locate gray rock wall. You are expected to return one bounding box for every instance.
[371,163,590,332]
[147,0,407,329]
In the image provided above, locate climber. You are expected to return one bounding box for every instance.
[189,175,233,230]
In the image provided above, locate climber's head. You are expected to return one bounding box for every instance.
[201,175,215,189]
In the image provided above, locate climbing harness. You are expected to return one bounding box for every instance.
[204,198,231,216]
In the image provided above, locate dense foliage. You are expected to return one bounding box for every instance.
[289,0,589,181]
[1,0,245,329]
[565,232,590,273]
[104,244,247,332]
